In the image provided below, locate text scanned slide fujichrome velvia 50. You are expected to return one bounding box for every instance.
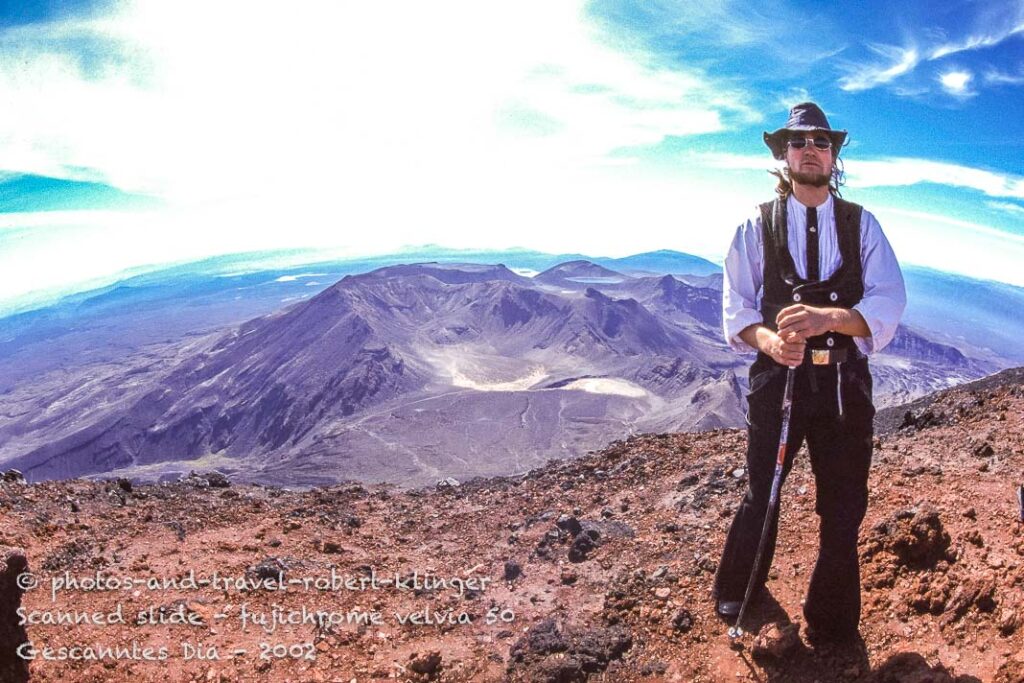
[15,565,509,662]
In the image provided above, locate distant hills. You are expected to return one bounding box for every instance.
[0,251,1009,488]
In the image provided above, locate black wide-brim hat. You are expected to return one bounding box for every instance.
[763,101,847,161]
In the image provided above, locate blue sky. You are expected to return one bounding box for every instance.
[0,0,1021,313]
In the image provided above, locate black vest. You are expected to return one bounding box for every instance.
[758,196,864,352]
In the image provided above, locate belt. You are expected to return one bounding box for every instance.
[808,347,848,365]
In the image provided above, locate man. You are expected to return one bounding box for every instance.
[713,102,906,643]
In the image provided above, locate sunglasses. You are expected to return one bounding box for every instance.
[788,136,833,150]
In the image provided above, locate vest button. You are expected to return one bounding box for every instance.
[826,337,835,347]
[829,292,838,302]
[793,293,801,302]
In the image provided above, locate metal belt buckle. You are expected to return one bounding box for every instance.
[811,349,830,365]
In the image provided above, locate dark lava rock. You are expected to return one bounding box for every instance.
[407,650,442,679]
[0,546,30,683]
[671,608,693,633]
[898,409,947,432]
[580,519,634,539]
[205,471,231,488]
[247,557,287,582]
[0,470,25,485]
[507,617,632,683]
[166,520,187,542]
[556,514,582,537]
[322,540,344,554]
[503,560,522,581]
[678,473,699,488]
[568,529,600,563]
[971,440,994,458]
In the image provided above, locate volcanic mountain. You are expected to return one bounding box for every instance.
[0,261,996,487]
[0,263,741,486]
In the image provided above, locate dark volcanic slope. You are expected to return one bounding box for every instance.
[3,283,428,480]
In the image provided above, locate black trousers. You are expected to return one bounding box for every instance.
[712,351,875,636]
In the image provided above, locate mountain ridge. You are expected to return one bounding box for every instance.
[0,260,1005,487]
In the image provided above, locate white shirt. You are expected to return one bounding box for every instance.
[722,193,906,355]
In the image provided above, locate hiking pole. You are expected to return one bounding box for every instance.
[728,364,797,639]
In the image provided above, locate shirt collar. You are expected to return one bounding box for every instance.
[788,192,833,215]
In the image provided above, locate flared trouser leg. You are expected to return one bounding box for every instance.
[802,361,874,636]
[713,364,806,603]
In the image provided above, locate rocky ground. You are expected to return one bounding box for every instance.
[1,369,1023,682]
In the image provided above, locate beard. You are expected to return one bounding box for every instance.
[788,167,831,188]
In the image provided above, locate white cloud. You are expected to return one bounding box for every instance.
[938,69,974,96]
[691,152,1024,202]
[0,0,766,310]
[775,87,811,110]
[987,200,1024,216]
[984,68,1024,85]
[876,206,1024,287]
[929,22,1024,60]
[838,44,920,92]
[693,152,776,171]
[0,1,759,202]
[839,7,1024,96]
[844,157,1024,200]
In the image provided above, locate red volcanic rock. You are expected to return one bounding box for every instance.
[751,621,800,660]
[3,372,1024,681]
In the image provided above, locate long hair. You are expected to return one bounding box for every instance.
[769,154,846,198]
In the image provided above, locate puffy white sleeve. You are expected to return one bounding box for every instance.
[852,209,906,355]
[722,213,765,353]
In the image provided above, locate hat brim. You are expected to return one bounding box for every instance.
[763,127,847,161]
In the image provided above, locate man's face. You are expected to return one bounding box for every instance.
[785,130,833,188]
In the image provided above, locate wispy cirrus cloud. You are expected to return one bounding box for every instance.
[838,4,1024,96]
[692,152,1024,201]
[929,21,1024,60]
[775,87,811,110]
[845,158,1024,200]
[587,0,849,80]
[985,67,1024,85]
[838,44,920,92]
